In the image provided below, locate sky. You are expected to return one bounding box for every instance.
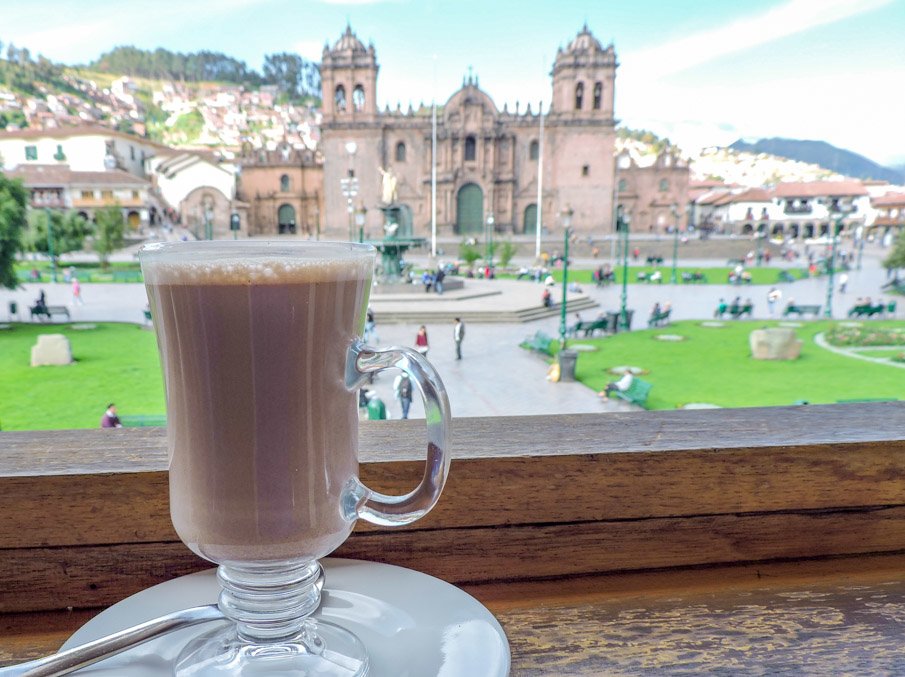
[3,0,904,165]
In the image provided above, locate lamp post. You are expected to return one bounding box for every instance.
[559,205,574,347]
[355,205,367,243]
[44,207,58,283]
[670,203,680,284]
[340,142,359,242]
[484,212,495,269]
[618,205,631,331]
[824,206,853,319]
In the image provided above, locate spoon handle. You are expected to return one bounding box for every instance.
[0,605,225,677]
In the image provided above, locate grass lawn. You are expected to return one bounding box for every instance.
[0,323,164,431]
[560,320,905,410]
[857,348,905,359]
[16,261,143,284]
[496,265,810,286]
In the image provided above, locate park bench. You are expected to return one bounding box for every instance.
[522,330,555,356]
[729,303,754,319]
[848,304,885,318]
[578,318,610,337]
[681,272,708,284]
[783,304,821,318]
[612,377,653,407]
[637,271,663,283]
[30,305,70,321]
[777,270,797,283]
[646,256,664,265]
[648,309,671,327]
[119,414,167,428]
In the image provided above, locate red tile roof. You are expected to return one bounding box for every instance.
[3,164,149,187]
[773,181,867,198]
[729,188,772,203]
[872,192,905,207]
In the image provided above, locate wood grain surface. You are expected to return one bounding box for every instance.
[1,404,905,672]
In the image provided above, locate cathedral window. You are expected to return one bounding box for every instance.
[582,164,590,177]
[529,140,539,161]
[593,82,602,110]
[353,85,365,112]
[395,141,406,162]
[335,85,347,112]
[280,174,290,192]
[659,178,669,192]
[575,82,584,110]
[618,179,627,192]
[465,135,477,162]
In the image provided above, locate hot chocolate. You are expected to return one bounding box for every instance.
[144,251,373,563]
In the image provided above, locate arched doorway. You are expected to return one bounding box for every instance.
[523,204,538,235]
[127,211,140,229]
[456,183,483,235]
[278,204,296,234]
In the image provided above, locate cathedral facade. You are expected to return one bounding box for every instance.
[319,25,619,239]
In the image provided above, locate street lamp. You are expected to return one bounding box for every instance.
[824,205,854,318]
[44,207,58,283]
[355,205,367,243]
[670,203,680,284]
[558,205,574,347]
[340,142,359,242]
[618,205,631,331]
[484,212,495,269]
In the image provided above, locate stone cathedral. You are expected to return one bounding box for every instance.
[319,24,618,238]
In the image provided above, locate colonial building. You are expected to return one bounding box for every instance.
[319,24,619,238]
[2,163,151,228]
[616,151,691,233]
[236,142,323,237]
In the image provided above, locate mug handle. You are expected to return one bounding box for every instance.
[343,340,451,527]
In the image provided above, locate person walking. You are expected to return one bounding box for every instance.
[393,372,414,419]
[364,306,379,343]
[71,277,83,306]
[453,317,465,360]
[767,287,781,316]
[434,266,446,295]
[839,273,849,294]
[415,325,429,356]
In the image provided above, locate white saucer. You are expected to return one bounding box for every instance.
[61,558,510,676]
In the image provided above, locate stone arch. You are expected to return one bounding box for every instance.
[280,174,290,192]
[127,210,140,229]
[529,140,539,161]
[335,85,347,112]
[278,204,297,234]
[523,203,538,235]
[395,141,406,162]
[742,223,754,235]
[593,82,602,109]
[456,183,484,234]
[575,82,584,109]
[352,85,365,111]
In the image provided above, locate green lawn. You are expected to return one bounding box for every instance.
[560,320,905,410]
[497,265,810,286]
[0,323,164,431]
[16,261,143,284]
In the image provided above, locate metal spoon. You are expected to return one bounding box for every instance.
[1,563,326,676]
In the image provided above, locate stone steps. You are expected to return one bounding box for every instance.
[372,296,599,324]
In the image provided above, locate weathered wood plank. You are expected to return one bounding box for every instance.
[4,507,905,614]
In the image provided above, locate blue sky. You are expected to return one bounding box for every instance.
[3,0,904,165]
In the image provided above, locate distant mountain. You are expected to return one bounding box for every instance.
[729,138,904,185]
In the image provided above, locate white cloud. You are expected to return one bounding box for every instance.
[624,0,893,79]
[294,40,326,61]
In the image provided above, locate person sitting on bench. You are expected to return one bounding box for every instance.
[599,370,634,400]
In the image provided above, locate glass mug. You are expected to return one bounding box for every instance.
[140,241,451,675]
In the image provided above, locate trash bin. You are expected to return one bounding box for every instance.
[608,309,634,332]
[558,349,579,382]
[366,395,387,420]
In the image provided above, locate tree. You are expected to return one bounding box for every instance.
[0,174,27,289]
[24,209,92,264]
[93,205,125,270]
[458,240,481,267]
[497,240,518,268]
[883,231,905,277]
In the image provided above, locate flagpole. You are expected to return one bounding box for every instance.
[431,99,437,258]
[535,100,544,261]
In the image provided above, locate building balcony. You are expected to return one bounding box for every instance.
[784,204,813,214]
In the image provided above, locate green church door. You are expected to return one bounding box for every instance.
[278,204,296,234]
[456,183,484,235]
[523,204,538,235]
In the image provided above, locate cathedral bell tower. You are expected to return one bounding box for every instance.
[551,24,617,119]
[320,24,379,124]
